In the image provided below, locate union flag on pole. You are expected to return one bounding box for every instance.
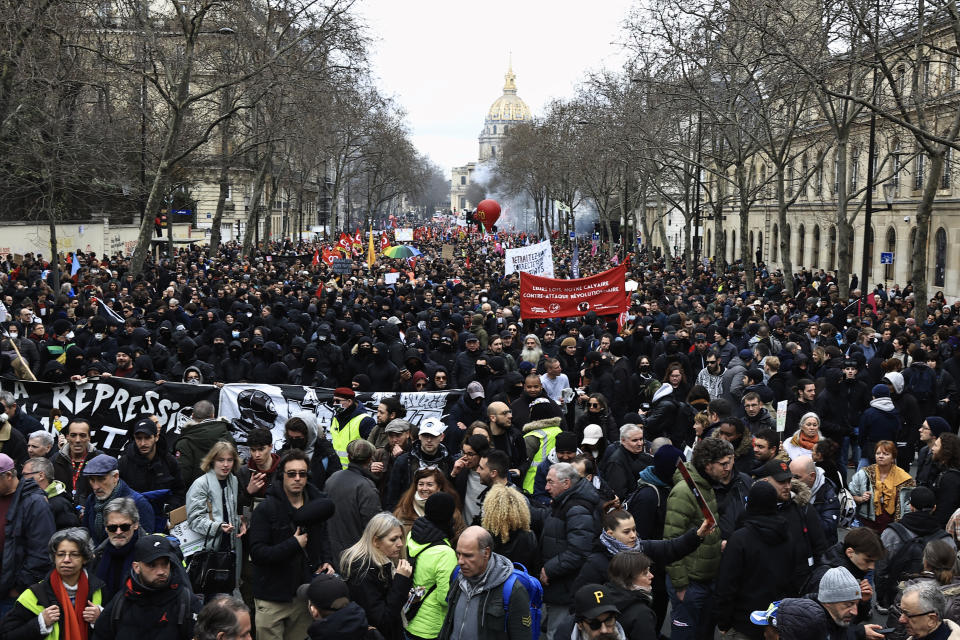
[353,228,363,250]
[311,249,319,266]
[322,247,336,266]
[380,232,390,251]
[337,232,351,253]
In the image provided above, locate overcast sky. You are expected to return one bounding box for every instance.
[357,0,636,176]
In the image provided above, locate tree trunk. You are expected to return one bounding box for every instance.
[835,139,851,300]
[657,193,672,270]
[713,174,727,267]
[776,172,795,296]
[241,147,272,258]
[208,90,232,255]
[684,217,693,275]
[911,150,946,321]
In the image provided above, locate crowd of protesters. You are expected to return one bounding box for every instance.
[2,225,960,640]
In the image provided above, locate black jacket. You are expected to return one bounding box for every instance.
[781,489,829,593]
[93,574,202,640]
[344,559,412,640]
[713,471,753,540]
[117,442,186,515]
[602,582,657,640]
[807,543,872,623]
[600,445,653,501]
[493,529,541,577]
[935,467,960,527]
[385,443,453,511]
[714,513,800,638]
[248,480,335,602]
[540,478,601,605]
[306,602,384,640]
[576,526,702,585]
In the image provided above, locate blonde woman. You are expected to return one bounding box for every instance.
[185,440,243,598]
[480,483,540,575]
[339,513,413,640]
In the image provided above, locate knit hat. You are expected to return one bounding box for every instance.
[926,416,951,438]
[528,398,556,422]
[556,431,579,454]
[818,567,861,603]
[871,384,890,398]
[747,480,779,515]
[653,445,685,483]
[424,492,456,531]
[560,337,577,348]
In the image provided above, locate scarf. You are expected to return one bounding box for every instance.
[599,530,643,556]
[874,465,913,515]
[95,533,138,597]
[791,430,820,451]
[93,482,122,537]
[50,569,90,640]
[413,492,428,518]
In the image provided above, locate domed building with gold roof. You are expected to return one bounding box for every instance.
[450,61,532,212]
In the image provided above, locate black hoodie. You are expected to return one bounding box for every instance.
[306,602,384,640]
[94,572,202,640]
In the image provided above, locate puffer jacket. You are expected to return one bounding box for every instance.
[602,582,656,640]
[663,463,723,590]
[540,477,601,604]
[711,470,752,540]
[174,419,235,488]
[404,518,458,639]
[344,559,412,640]
[809,468,841,544]
[774,597,858,639]
[438,552,532,640]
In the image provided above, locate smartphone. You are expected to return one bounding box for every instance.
[874,630,894,635]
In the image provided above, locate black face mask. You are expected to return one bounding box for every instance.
[286,437,307,451]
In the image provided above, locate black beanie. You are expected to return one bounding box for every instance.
[556,431,579,453]
[424,492,456,531]
[747,481,779,516]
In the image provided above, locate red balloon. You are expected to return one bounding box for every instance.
[476,199,501,227]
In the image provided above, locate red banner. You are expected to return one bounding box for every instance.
[520,265,628,319]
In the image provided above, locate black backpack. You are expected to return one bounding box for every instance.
[907,365,937,403]
[878,523,954,606]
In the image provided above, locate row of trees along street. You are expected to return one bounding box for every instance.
[492,0,960,320]
[0,0,448,283]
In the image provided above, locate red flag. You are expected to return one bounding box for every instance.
[338,232,351,252]
[867,293,877,314]
[322,247,336,266]
[465,256,471,269]
[353,228,363,248]
[380,232,390,251]
[311,249,319,265]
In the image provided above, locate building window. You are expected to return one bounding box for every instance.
[915,154,925,190]
[225,185,232,201]
[503,125,508,133]
[460,176,466,186]
[491,146,496,157]
[797,224,805,266]
[935,227,947,287]
[892,147,902,189]
[493,125,497,134]
[772,224,779,262]
[829,225,837,271]
[813,225,821,268]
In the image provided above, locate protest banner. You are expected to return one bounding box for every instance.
[504,239,554,278]
[0,378,462,456]
[519,264,628,319]
[394,228,414,242]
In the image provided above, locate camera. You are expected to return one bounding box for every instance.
[904,216,910,223]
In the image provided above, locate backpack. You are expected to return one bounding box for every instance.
[401,539,449,628]
[832,481,857,529]
[880,523,954,604]
[907,365,937,403]
[449,562,543,638]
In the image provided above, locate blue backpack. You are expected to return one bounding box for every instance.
[449,562,543,638]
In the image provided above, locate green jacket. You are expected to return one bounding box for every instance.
[405,531,458,638]
[663,463,722,589]
[175,419,235,487]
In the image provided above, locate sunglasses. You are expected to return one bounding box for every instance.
[585,614,617,630]
[284,470,308,478]
[106,523,133,533]
[588,402,602,408]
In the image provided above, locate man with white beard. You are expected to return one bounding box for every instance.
[521,334,543,366]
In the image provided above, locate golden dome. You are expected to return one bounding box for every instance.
[486,62,531,122]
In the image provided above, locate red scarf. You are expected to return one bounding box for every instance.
[50,569,90,640]
[796,430,820,451]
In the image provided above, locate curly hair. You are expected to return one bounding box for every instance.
[691,438,734,476]
[480,484,530,543]
[935,433,960,469]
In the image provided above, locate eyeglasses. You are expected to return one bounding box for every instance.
[55,551,84,559]
[588,402,602,408]
[284,470,308,478]
[106,523,133,533]
[892,605,936,619]
[21,470,40,478]
[584,614,617,630]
